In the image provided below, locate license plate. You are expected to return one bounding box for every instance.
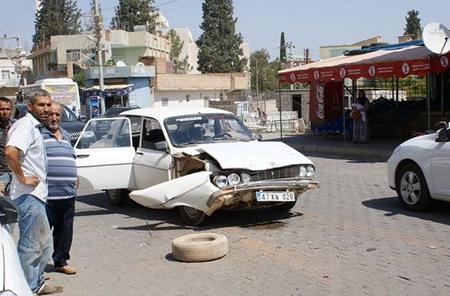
[256,191,295,202]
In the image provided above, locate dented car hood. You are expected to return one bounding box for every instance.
[182,141,311,170]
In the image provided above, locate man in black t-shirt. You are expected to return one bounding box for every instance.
[0,96,14,195]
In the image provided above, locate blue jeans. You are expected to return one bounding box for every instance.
[14,194,52,292]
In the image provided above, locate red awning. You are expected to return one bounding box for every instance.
[278,45,450,84]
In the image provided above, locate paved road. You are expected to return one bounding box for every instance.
[46,154,450,296]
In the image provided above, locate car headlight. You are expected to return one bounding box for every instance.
[227,173,241,185]
[299,166,306,177]
[299,165,315,178]
[214,175,228,188]
[306,165,315,177]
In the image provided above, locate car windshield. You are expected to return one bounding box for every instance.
[164,113,254,147]
[60,104,79,122]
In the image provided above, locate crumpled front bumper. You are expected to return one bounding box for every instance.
[205,178,320,214]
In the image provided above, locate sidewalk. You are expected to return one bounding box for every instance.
[262,131,403,160]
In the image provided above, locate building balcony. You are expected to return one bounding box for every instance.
[85,65,156,80]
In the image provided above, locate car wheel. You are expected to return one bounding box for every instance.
[178,206,208,226]
[106,189,129,206]
[271,201,297,212]
[171,233,228,262]
[396,163,432,211]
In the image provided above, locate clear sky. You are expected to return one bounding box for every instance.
[2,0,449,61]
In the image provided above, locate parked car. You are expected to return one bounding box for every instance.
[103,105,139,118]
[93,105,140,134]
[75,107,320,225]
[387,121,450,210]
[11,103,86,146]
[0,196,32,296]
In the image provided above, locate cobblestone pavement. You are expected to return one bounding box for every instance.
[45,146,450,295]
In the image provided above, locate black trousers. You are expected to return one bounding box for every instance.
[45,197,75,267]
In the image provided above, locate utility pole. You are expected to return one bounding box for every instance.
[93,0,106,115]
[255,59,259,110]
[94,0,104,93]
[285,42,295,68]
[304,48,310,64]
[285,41,295,90]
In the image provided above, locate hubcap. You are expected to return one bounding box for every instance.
[184,206,200,218]
[400,172,420,205]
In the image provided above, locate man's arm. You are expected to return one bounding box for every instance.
[5,146,39,186]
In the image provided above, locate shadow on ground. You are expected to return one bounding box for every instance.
[362,196,450,226]
[76,192,303,231]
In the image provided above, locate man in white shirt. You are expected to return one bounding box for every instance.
[5,89,64,295]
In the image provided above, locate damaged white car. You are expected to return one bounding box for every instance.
[75,107,319,225]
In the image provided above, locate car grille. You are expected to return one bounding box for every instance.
[248,165,300,181]
[68,131,81,141]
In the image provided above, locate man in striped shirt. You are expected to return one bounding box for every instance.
[42,101,78,275]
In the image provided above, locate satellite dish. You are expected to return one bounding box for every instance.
[116,60,127,67]
[423,22,450,55]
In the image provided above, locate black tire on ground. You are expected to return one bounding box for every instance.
[178,206,208,226]
[396,163,433,211]
[171,233,228,262]
[105,189,129,206]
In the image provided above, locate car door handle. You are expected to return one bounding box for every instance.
[76,154,90,159]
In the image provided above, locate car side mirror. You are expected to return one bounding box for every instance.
[155,141,168,152]
[254,133,263,141]
[79,114,87,122]
[435,128,449,142]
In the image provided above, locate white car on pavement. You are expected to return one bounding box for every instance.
[387,122,450,210]
[75,107,319,225]
[0,196,32,296]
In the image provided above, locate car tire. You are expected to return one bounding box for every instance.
[106,189,129,206]
[178,206,209,226]
[271,201,297,212]
[171,233,228,262]
[396,163,433,211]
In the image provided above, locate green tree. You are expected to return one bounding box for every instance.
[280,32,286,63]
[33,0,81,46]
[111,0,158,33]
[196,0,247,73]
[250,49,282,91]
[404,9,422,39]
[168,29,192,74]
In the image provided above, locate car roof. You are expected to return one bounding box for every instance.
[119,106,233,121]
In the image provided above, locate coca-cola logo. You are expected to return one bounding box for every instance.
[402,63,410,75]
[316,85,324,119]
[314,70,320,80]
[290,73,296,82]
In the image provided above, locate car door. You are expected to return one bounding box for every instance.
[133,117,172,189]
[431,140,450,198]
[74,117,137,191]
